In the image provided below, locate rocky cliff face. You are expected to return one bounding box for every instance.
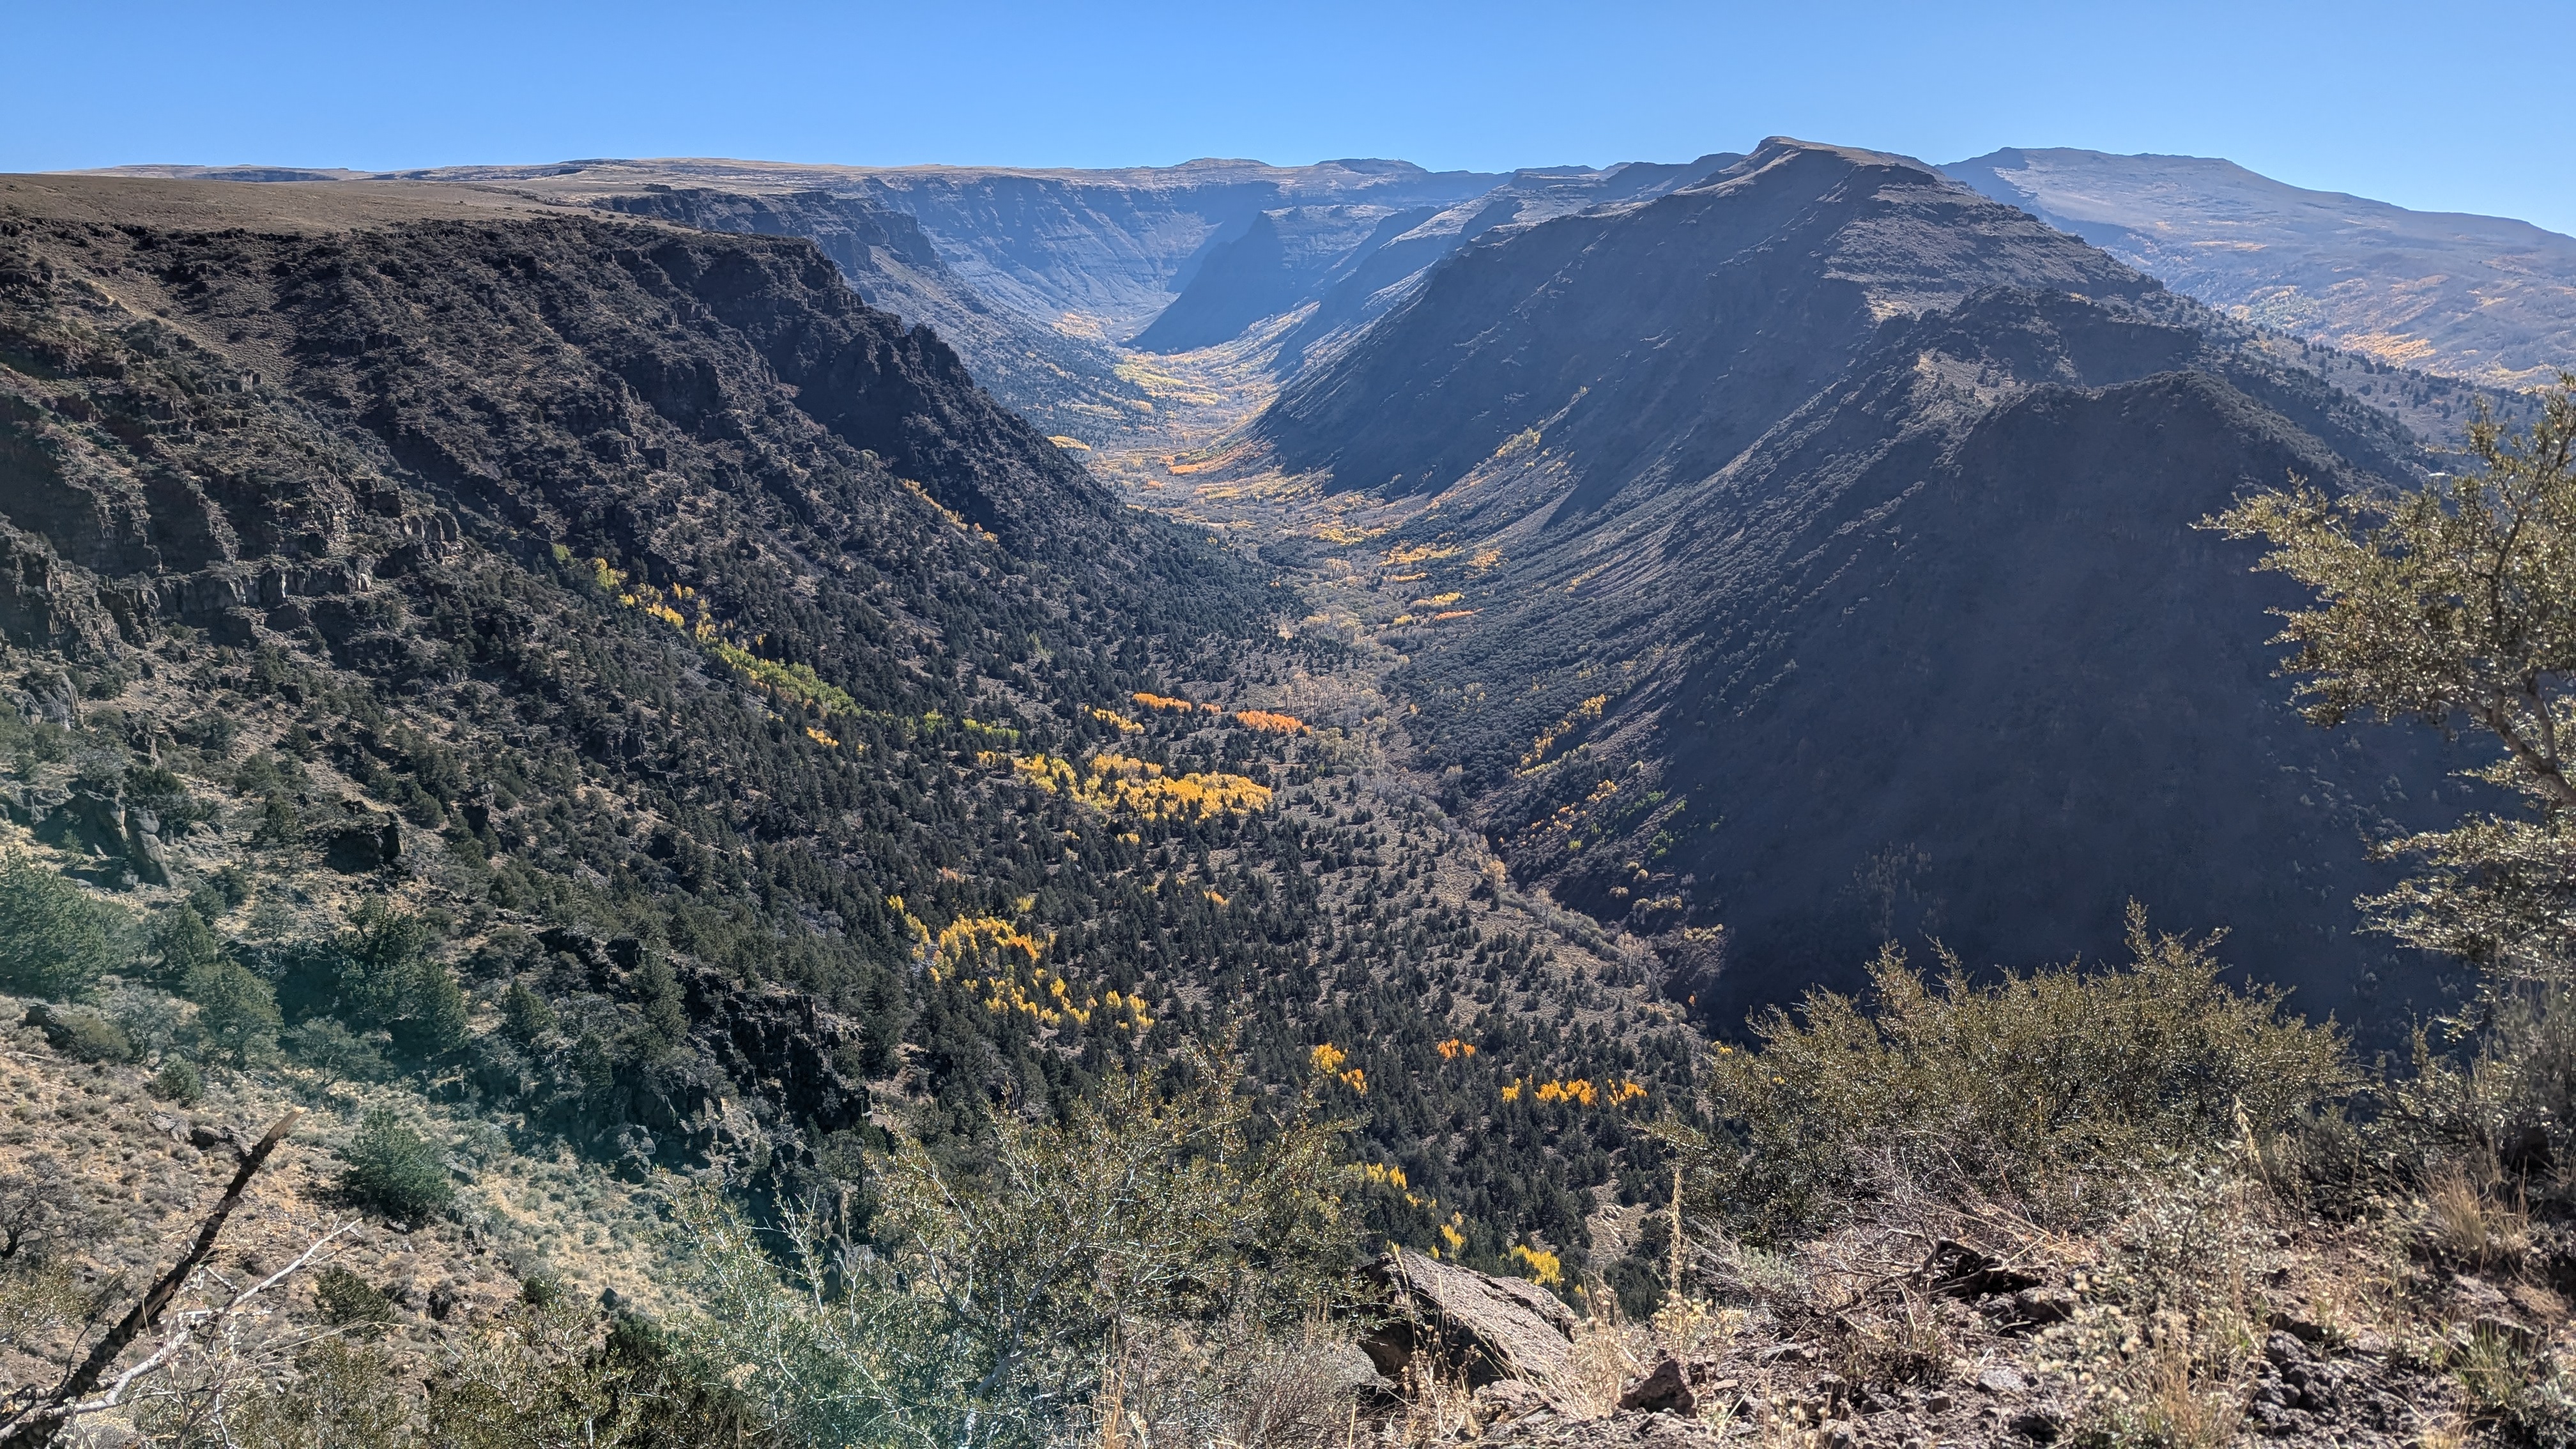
[1944,146,2576,391]
[836,158,1505,337]
[585,186,1151,440]
[1147,155,1747,371]
[1246,139,2478,1027]
[0,177,1685,1264]
[0,174,1258,1169]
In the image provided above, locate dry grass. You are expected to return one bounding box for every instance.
[1561,1310,1650,1419]
[2115,1330,2250,1449]
[1099,1316,1371,1449]
[2422,1162,2531,1272]
[1834,1282,1954,1387]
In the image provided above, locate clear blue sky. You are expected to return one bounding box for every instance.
[8,0,2572,234]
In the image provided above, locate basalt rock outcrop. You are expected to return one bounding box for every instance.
[588,185,1150,439]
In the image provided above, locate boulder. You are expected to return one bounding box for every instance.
[1618,1355,1696,1415]
[1357,1249,1577,1399]
[323,813,401,873]
[122,805,171,885]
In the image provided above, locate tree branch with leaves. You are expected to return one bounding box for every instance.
[2203,374,2576,972]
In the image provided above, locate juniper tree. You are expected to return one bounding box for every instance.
[2206,376,2576,973]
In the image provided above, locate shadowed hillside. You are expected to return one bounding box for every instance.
[1245,138,2481,1029]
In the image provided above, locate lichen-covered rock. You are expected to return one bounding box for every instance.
[1357,1249,1576,1399]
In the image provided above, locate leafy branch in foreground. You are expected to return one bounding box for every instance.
[2204,375,2576,972]
[670,1043,1356,1449]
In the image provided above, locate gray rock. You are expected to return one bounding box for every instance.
[1977,1365,2029,1396]
[123,805,170,885]
[1357,1249,1577,1402]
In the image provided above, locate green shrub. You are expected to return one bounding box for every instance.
[500,981,558,1044]
[325,900,470,1057]
[183,957,282,1066]
[632,953,688,1055]
[1683,905,2354,1239]
[672,1045,1352,1449]
[313,1264,399,1336]
[339,1108,456,1221]
[30,1004,137,1062]
[183,1341,414,1448]
[152,904,224,981]
[151,1057,205,1105]
[0,855,123,999]
[284,1018,391,1080]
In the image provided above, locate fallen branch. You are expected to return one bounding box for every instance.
[0,1109,308,1446]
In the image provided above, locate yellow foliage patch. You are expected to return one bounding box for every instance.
[1089,707,1145,733]
[1361,1162,1409,1190]
[1232,709,1308,735]
[1436,1038,1478,1061]
[898,477,996,541]
[935,916,1050,972]
[1310,1043,1349,1075]
[1533,1078,1598,1107]
[605,572,864,722]
[1311,520,1387,546]
[1382,543,1460,566]
[1510,1245,1563,1287]
[1066,754,1271,820]
[1519,693,1611,772]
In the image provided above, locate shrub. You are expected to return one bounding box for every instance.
[0,855,123,999]
[183,956,282,1066]
[183,1341,414,1448]
[632,953,688,1055]
[328,900,470,1057]
[151,904,223,981]
[29,1004,137,1062]
[339,1108,456,1221]
[673,1045,1353,1449]
[1683,905,2354,1238]
[285,1018,392,1080]
[151,1057,205,1105]
[500,981,558,1044]
[313,1265,399,1337]
[2388,985,2576,1192]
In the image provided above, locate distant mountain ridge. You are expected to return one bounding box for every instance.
[1943,147,2576,388]
[1244,137,2479,1028]
[1132,155,1746,366]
